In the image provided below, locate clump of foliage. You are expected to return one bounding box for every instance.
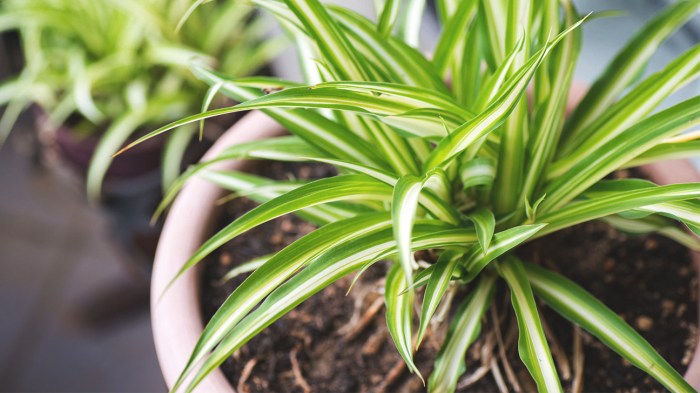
[131,0,700,391]
[0,0,281,196]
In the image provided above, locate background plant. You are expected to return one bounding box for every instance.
[0,0,282,197]
[127,0,700,391]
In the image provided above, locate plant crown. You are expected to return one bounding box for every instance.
[130,0,700,392]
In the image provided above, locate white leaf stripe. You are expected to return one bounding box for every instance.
[556,43,700,173]
[463,224,548,282]
[171,213,395,393]
[182,225,479,392]
[166,175,394,292]
[392,176,424,288]
[537,183,700,237]
[385,263,421,378]
[565,0,700,136]
[424,17,586,170]
[525,263,694,393]
[192,64,389,168]
[499,258,562,393]
[417,251,461,349]
[466,208,496,251]
[428,273,496,393]
[542,96,700,211]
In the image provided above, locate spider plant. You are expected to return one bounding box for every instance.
[126,0,700,391]
[0,0,281,197]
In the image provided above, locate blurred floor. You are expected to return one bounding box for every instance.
[0,134,165,392]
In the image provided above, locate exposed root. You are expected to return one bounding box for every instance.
[491,304,523,393]
[455,363,491,390]
[456,332,497,389]
[338,284,372,336]
[541,315,572,380]
[571,326,585,393]
[237,358,258,393]
[490,357,508,393]
[361,326,387,356]
[342,297,385,341]
[290,346,311,393]
[376,359,406,393]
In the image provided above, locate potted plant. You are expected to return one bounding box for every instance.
[0,0,282,197]
[135,0,700,391]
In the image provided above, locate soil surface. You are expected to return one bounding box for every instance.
[201,163,698,393]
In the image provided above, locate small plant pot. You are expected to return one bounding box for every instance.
[34,108,164,182]
[55,125,164,180]
[150,110,700,392]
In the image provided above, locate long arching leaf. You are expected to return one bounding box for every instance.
[525,262,695,393]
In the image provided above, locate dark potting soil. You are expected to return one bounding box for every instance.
[201,163,698,393]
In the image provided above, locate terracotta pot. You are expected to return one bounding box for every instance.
[151,111,285,392]
[150,110,700,392]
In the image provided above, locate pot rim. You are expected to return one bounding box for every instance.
[150,111,700,392]
[151,110,285,392]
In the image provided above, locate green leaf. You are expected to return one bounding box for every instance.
[466,208,495,251]
[395,0,426,47]
[330,6,449,92]
[462,223,548,282]
[282,0,369,80]
[428,273,496,393]
[172,213,396,393]
[190,63,387,168]
[424,18,585,170]
[624,138,700,168]
[536,182,700,238]
[165,174,393,290]
[385,262,421,378]
[556,43,700,171]
[199,81,222,140]
[498,257,562,393]
[459,157,496,190]
[152,136,323,220]
[392,170,458,288]
[566,0,700,135]
[583,179,700,236]
[521,0,580,202]
[219,253,273,283]
[525,262,695,393]
[417,251,462,349]
[200,170,357,225]
[601,215,700,252]
[479,0,507,67]
[392,175,424,288]
[490,0,532,215]
[377,0,399,37]
[161,124,195,192]
[542,96,700,211]
[181,223,477,393]
[86,111,144,200]
[431,0,478,75]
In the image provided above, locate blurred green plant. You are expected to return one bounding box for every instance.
[128,0,700,391]
[0,0,282,196]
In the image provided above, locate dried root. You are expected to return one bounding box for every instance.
[457,332,497,389]
[290,346,311,393]
[571,326,585,393]
[237,358,258,393]
[491,304,523,393]
[342,297,385,340]
[541,315,571,381]
[376,360,406,393]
